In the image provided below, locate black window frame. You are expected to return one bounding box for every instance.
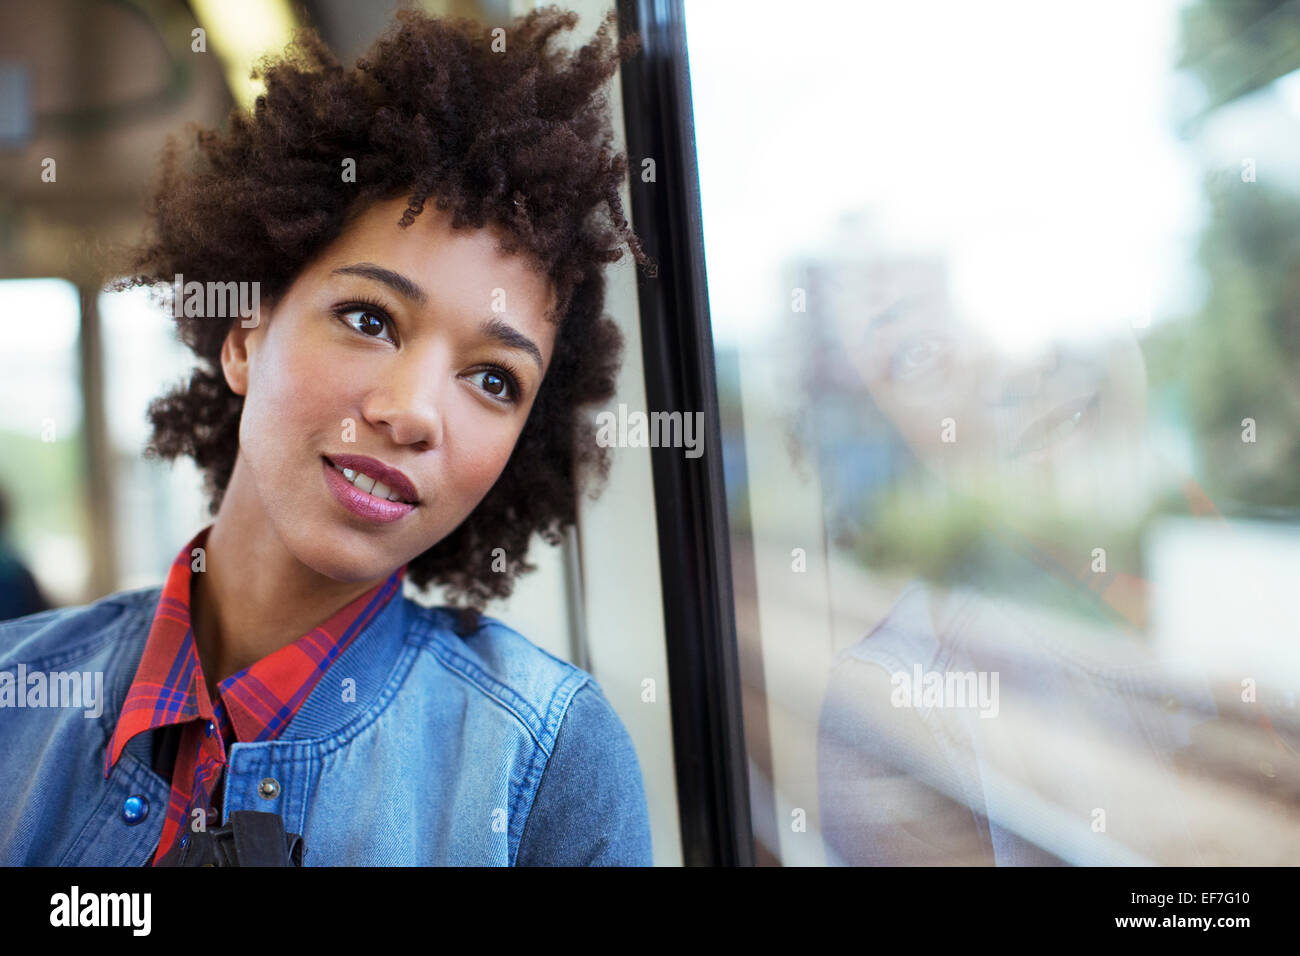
[616,0,754,867]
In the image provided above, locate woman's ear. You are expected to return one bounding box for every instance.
[220,296,274,397]
[220,322,252,397]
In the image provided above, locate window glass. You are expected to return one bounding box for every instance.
[0,278,88,608]
[100,284,211,590]
[689,0,1300,864]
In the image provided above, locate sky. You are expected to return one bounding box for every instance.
[683,0,1300,355]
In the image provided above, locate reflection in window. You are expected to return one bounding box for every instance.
[692,0,1300,864]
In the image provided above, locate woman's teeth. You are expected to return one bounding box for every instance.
[1053,409,1084,439]
[1015,395,1096,456]
[331,462,409,503]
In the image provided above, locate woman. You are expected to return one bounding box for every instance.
[0,6,655,866]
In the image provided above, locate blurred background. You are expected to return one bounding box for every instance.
[696,0,1300,864]
[3,0,1300,866]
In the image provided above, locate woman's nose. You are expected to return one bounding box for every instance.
[987,342,1062,407]
[360,360,446,451]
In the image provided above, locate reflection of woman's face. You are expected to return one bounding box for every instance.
[841,291,1148,494]
[221,196,558,583]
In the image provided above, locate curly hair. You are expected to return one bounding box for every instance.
[107,5,655,633]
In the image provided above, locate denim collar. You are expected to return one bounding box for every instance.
[100,581,421,745]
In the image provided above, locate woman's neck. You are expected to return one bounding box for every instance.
[189,458,388,694]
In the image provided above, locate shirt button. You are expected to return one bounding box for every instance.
[180,834,189,847]
[121,795,149,825]
[258,777,280,799]
[1162,695,1180,712]
[206,722,215,737]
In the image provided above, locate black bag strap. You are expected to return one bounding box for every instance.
[155,810,306,866]
[230,810,295,866]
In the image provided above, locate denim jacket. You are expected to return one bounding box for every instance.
[0,584,653,866]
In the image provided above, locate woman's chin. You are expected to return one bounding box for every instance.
[286,535,399,584]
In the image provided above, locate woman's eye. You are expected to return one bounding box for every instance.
[891,336,945,380]
[471,368,519,403]
[338,308,396,344]
[903,341,937,366]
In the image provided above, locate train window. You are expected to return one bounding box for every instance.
[0,279,86,610]
[686,0,1300,864]
[100,285,212,590]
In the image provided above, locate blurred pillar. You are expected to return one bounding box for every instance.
[77,282,116,598]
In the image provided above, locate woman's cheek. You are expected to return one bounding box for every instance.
[870,389,944,468]
[283,334,344,400]
[434,418,517,524]
[460,427,516,496]
[291,340,370,440]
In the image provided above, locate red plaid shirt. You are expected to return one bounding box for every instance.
[104,525,406,865]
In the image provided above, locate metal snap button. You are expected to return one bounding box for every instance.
[258,777,280,799]
[121,794,149,825]
[206,721,215,737]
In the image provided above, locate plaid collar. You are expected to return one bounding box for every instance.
[105,524,406,778]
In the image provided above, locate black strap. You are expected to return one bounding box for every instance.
[155,810,306,866]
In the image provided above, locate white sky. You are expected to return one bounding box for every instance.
[684,0,1299,353]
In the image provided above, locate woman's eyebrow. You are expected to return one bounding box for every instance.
[331,261,543,371]
[480,316,543,371]
[332,262,427,305]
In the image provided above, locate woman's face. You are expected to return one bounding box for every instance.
[835,272,1147,494]
[220,195,558,583]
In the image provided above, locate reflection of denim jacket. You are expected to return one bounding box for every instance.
[0,586,652,865]
[818,580,1220,866]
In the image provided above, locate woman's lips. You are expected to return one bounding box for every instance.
[322,457,416,523]
[1010,391,1101,459]
[324,453,419,503]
